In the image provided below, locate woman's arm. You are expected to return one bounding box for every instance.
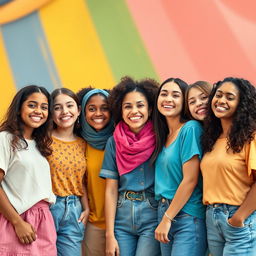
[78,180,90,225]
[228,170,256,227]
[105,178,119,256]
[0,169,36,244]
[155,155,200,243]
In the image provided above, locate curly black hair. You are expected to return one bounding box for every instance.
[109,76,159,125]
[202,77,256,153]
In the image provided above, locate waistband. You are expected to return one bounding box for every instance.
[207,203,239,211]
[119,190,154,201]
[30,200,50,210]
[56,195,81,201]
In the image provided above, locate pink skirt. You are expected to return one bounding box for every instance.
[0,201,57,256]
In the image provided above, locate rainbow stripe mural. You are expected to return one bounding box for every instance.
[0,0,256,118]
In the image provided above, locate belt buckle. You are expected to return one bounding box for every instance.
[126,191,143,201]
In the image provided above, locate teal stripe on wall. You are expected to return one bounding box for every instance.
[1,12,61,91]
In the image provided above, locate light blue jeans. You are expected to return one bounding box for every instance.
[114,193,160,256]
[206,204,256,256]
[50,195,85,256]
[158,198,207,256]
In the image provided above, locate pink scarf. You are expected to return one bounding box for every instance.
[113,121,156,176]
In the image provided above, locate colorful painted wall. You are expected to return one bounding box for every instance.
[0,0,256,118]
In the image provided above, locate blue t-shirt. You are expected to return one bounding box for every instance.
[100,136,155,193]
[155,120,205,218]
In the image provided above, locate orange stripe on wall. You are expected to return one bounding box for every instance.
[39,0,115,92]
[0,29,16,119]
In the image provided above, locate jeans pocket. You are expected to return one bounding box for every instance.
[75,200,86,236]
[226,219,247,229]
[226,206,250,229]
[146,197,158,210]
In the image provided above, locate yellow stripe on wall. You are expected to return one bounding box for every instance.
[0,30,16,120]
[39,0,115,92]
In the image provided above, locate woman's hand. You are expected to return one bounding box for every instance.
[106,235,120,256]
[155,215,171,243]
[228,216,244,228]
[13,219,36,244]
[78,209,90,225]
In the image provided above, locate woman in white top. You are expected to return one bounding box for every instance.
[0,85,56,256]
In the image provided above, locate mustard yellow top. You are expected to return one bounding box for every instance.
[86,144,106,229]
[201,137,256,205]
[47,136,86,197]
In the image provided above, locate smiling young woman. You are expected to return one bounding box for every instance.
[100,76,160,256]
[0,85,56,255]
[77,87,114,256]
[47,88,89,256]
[185,81,213,122]
[152,78,207,256]
[201,77,256,256]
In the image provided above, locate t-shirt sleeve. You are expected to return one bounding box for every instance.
[99,137,119,180]
[180,121,203,164]
[0,132,12,174]
[246,136,256,176]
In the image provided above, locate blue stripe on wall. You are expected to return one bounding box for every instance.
[1,11,61,92]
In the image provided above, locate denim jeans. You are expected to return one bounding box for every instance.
[206,204,256,256]
[50,195,85,256]
[158,198,207,256]
[114,193,160,256]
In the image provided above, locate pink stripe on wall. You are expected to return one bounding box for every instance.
[125,0,200,83]
[161,0,256,83]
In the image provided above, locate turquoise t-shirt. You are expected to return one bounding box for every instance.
[155,120,205,218]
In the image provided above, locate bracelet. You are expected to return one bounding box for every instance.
[164,212,176,222]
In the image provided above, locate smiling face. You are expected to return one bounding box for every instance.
[85,94,111,131]
[53,93,80,130]
[122,91,150,134]
[20,92,49,139]
[157,82,183,119]
[188,87,209,121]
[211,82,240,121]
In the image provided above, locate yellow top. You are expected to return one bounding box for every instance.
[47,136,86,197]
[201,137,256,205]
[86,144,106,229]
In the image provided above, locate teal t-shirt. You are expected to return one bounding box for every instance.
[155,120,205,218]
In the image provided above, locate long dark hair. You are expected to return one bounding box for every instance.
[51,88,80,135]
[151,78,189,163]
[202,77,256,153]
[0,85,52,157]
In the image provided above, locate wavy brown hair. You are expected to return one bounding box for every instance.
[51,88,81,135]
[0,85,52,157]
[185,80,213,120]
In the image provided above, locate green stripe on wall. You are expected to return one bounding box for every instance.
[86,0,158,82]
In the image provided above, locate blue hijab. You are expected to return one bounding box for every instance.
[80,89,114,150]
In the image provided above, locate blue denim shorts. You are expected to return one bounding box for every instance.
[50,195,85,256]
[114,191,160,256]
[158,198,207,256]
[206,204,256,256]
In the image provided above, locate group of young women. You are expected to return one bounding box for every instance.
[0,76,255,256]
